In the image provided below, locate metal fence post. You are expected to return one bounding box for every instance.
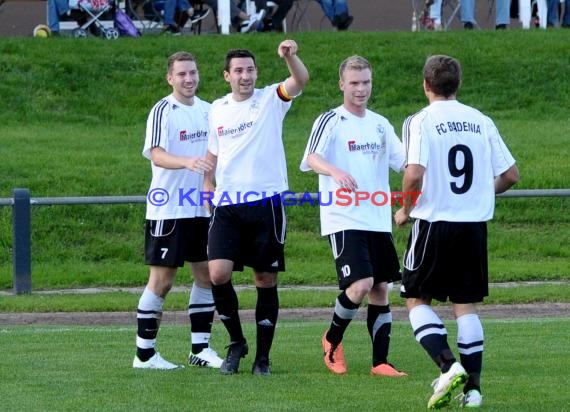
[12,188,31,294]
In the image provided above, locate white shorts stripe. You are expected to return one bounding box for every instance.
[329,232,345,260]
[404,219,431,271]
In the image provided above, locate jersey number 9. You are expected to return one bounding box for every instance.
[448,144,473,194]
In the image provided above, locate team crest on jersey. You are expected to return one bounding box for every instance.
[249,99,261,118]
[376,124,385,137]
[376,124,387,155]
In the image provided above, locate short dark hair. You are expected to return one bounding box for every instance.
[167,51,196,74]
[423,55,461,98]
[225,49,256,72]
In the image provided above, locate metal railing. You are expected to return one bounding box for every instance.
[2,187,569,294]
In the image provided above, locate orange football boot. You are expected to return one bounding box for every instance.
[370,363,408,377]
[322,332,347,374]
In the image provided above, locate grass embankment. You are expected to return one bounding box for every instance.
[0,31,568,310]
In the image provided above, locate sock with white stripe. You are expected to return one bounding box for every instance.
[136,287,164,361]
[188,283,215,354]
[457,313,484,393]
[326,291,360,345]
[409,304,456,372]
[367,304,392,366]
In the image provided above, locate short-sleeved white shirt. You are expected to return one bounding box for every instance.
[402,99,516,222]
[300,106,406,236]
[208,84,292,205]
[143,94,210,220]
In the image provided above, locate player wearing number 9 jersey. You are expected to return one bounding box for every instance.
[400,87,514,223]
[394,55,519,409]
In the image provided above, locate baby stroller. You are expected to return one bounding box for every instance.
[69,0,120,38]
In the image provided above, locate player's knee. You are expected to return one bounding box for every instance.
[347,278,374,302]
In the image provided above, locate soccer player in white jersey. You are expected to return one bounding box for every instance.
[395,55,519,408]
[133,51,224,370]
[204,40,309,376]
[300,55,407,378]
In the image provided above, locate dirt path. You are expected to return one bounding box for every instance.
[1,303,569,325]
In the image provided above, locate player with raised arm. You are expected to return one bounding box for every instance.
[204,40,309,376]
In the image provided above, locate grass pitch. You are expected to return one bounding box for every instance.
[1,318,568,411]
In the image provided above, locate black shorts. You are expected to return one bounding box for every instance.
[328,230,401,290]
[207,194,286,272]
[144,217,209,268]
[400,220,488,304]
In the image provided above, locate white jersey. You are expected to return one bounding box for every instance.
[300,106,406,236]
[402,99,516,222]
[143,94,210,220]
[208,84,292,205]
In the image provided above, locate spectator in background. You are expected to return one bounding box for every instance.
[418,0,443,31]
[162,0,210,34]
[252,0,294,32]
[429,0,443,30]
[518,0,547,29]
[461,0,510,29]
[47,0,70,35]
[317,0,353,30]
[547,0,570,27]
[202,0,265,33]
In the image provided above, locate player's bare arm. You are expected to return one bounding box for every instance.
[306,153,358,191]
[202,151,218,213]
[150,147,212,174]
[494,164,520,194]
[279,40,309,98]
[202,150,217,192]
[394,164,424,227]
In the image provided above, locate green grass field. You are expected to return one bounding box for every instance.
[1,30,569,296]
[1,319,568,411]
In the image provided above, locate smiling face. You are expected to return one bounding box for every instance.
[340,67,372,114]
[224,56,258,101]
[167,59,200,105]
